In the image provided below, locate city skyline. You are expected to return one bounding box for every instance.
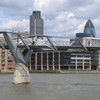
[0,0,99,37]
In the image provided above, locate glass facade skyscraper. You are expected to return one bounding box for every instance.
[76,19,96,38]
[84,19,96,37]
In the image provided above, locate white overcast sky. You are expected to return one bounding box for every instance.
[0,0,100,37]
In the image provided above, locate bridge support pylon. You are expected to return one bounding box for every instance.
[2,32,33,84]
[13,63,30,84]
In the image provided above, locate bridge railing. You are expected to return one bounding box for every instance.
[83,38,100,47]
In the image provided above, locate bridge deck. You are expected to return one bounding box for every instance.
[2,45,100,51]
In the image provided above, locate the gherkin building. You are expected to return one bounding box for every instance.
[76,19,96,38]
[84,19,96,37]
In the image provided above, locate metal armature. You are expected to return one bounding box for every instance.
[0,31,33,84]
[1,32,33,66]
[76,38,88,51]
[71,38,88,51]
[17,34,30,50]
[46,37,57,51]
[20,35,58,51]
[0,41,5,49]
[0,31,88,52]
[24,35,88,51]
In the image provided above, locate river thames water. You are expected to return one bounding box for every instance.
[0,73,100,100]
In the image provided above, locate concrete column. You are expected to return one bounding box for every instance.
[68,65,70,70]
[35,53,37,71]
[89,56,91,70]
[47,52,49,70]
[96,50,100,70]
[82,56,84,70]
[53,52,55,70]
[41,52,43,71]
[69,66,70,70]
[4,50,8,70]
[58,52,61,71]
[75,55,77,70]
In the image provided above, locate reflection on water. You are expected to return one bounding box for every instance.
[0,74,100,100]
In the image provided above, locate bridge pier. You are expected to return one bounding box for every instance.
[13,63,30,84]
[1,32,32,84]
[95,50,100,70]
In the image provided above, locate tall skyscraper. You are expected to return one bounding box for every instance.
[84,19,96,37]
[30,11,43,36]
[76,19,96,38]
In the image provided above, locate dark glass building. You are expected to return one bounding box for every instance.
[76,19,96,38]
[30,11,43,36]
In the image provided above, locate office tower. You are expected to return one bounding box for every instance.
[30,11,43,36]
[76,19,96,38]
[84,19,96,37]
